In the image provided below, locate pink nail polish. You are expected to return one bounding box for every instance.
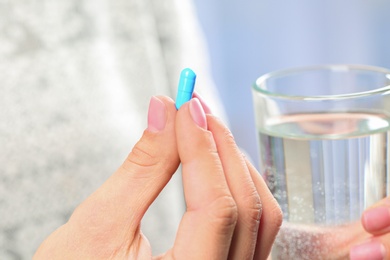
[350,241,385,260]
[193,92,212,114]
[363,206,390,232]
[189,98,207,129]
[147,96,167,132]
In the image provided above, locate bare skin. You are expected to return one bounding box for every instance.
[34,96,283,260]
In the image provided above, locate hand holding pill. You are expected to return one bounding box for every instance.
[34,70,282,260]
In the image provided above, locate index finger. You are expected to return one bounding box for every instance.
[171,98,237,259]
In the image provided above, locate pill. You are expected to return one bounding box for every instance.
[175,68,196,110]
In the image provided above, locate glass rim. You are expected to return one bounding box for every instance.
[253,64,390,101]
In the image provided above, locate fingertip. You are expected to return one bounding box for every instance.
[146,95,177,133]
[175,101,216,166]
[155,95,175,104]
[193,92,212,114]
[147,96,167,133]
[189,98,207,129]
[349,240,386,260]
[362,206,390,233]
[155,95,177,113]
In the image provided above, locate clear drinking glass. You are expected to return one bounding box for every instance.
[252,65,390,259]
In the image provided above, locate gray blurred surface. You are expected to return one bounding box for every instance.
[0,0,212,258]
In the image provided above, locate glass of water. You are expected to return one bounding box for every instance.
[252,65,390,259]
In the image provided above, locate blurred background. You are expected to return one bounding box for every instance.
[2,0,390,258]
[193,0,390,167]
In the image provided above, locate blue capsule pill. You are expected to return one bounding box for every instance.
[175,68,196,110]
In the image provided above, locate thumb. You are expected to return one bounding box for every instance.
[361,197,390,235]
[68,96,179,246]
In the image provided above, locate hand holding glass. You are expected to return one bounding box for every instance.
[252,65,390,259]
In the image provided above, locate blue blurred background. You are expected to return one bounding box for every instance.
[193,0,390,167]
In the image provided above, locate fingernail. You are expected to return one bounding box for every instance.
[147,96,167,132]
[363,206,390,232]
[189,98,207,129]
[193,92,212,114]
[350,241,385,260]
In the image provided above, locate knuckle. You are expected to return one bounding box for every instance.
[126,140,157,168]
[208,195,238,229]
[119,133,179,180]
[240,192,263,232]
[121,136,167,175]
[270,202,283,230]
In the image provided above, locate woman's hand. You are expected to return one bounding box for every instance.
[34,95,282,259]
[168,96,282,259]
[34,96,180,259]
[350,197,390,260]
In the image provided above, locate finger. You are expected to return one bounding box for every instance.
[361,197,390,235]
[245,158,283,260]
[349,235,388,260]
[67,96,180,250]
[193,92,212,114]
[172,98,237,259]
[373,234,390,260]
[207,114,262,259]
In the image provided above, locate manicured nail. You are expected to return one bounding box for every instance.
[147,96,167,132]
[193,92,212,114]
[189,98,207,129]
[363,206,390,232]
[350,240,385,260]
